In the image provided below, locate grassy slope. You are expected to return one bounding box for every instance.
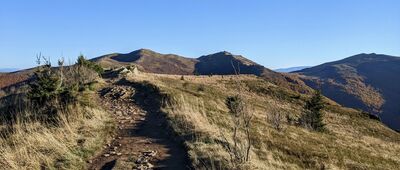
[128,73,400,169]
[0,84,116,169]
[0,108,115,169]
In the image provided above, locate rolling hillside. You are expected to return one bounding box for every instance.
[92,49,197,75]
[275,66,311,73]
[2,51,399,132]
[123,72,400,169]
[92,49,311,93]
[295,53,400,130]
[0,70,33,89]
[1,53,399,169]
[0,68,19,73]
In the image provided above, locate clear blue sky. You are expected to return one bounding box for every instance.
[1,0,399,69]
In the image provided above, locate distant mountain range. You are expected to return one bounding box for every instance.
[93,50,400,130]
[92,49,311,93]
[295,53,400,130]
[275,66,311,73]
[2,50,399,131]
[0,68,18,73]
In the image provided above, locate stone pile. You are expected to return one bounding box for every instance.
[134,150,158,170]
[103,86,136,100]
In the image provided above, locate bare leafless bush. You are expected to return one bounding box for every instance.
[218,61,254,169]
[269,110,285,131]
[266,100,286,132]
[222,95,253,169]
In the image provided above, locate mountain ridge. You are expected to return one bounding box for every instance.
[0,68,19,73]
[295,53,400,130]
[275,66,311,73]
[3,50,399,130]
[92,49,312,93]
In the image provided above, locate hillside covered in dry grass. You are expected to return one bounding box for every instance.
[124,72,400,169]
[1,53,399,169]
[0,57,116,169]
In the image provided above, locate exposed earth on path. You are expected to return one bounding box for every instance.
[88,79,190,170]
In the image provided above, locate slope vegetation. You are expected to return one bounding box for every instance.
[125,72,400,169]
[295,53,400,130]
[0,79,115,169]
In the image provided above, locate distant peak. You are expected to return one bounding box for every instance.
[222,51,233,55]
[346,53,387,60]
[198,51,236,60]
[131,48,157,55]
[215,51,233,56]
[353,53,377,56]
[138,48,153,52]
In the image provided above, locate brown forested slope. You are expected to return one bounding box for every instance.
[295,53,400,130]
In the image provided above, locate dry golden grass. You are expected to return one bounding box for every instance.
[0,106,115,169]
[128,73,400,170]
[0,60,114,169]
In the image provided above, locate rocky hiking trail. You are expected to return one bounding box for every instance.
[88,80,190,170]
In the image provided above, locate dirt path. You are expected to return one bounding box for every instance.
[88,81,190,170]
